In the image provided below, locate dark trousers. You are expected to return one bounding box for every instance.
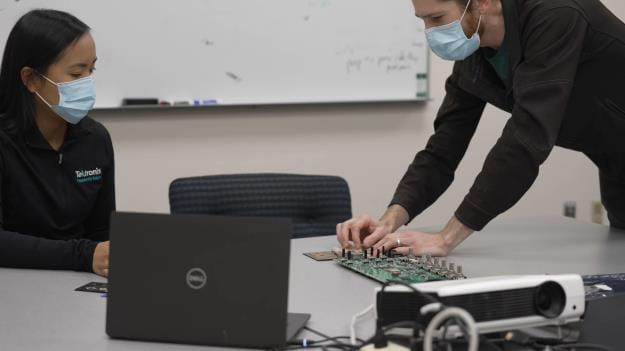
[599,169,625,229]
[584,152,625,229]
[566,40,625,229]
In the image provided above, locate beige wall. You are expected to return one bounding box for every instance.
[91,0,624,229]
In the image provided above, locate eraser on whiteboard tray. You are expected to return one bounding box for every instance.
[121,98,159,106]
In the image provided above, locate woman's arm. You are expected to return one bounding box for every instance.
[0,151,99,272]
[83,126,116,242]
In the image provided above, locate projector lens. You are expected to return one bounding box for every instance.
[534,281,566,318]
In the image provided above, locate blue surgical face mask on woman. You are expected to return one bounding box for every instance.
[35,73,96,125]
[425,0,482,61]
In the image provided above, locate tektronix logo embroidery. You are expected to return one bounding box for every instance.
[75,168,102,184]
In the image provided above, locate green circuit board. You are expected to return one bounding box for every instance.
[335,249,466,284]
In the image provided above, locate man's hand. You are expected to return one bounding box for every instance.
[336,215,393,249]
[372,230,451,256]
[92,241,110,277]
[336,205,410,249]
[371,216,474,257]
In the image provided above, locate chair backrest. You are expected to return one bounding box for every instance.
[169,173,352,238]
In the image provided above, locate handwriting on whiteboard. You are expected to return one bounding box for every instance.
[344,50,420,74]
[308,0,331,8]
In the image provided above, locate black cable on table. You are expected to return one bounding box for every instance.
[551,343,613,351]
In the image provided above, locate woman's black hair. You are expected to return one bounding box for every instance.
[0,9,90,134]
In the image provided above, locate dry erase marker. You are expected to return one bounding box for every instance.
[193,99,219,105]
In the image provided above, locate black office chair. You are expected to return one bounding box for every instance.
[169,173,352,238]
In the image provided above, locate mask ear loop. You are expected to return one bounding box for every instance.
[474,15,483,35]
[459,0,473,23]
[459,0,483,37]
[34,91,53,108]
[36,71,60,87]
[33,71,58,108]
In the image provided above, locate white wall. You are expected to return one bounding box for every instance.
[91,0,624,229]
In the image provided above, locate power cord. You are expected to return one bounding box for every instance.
[283,316,611,351]
[283,326,363,351]
[422,307,478,351]
[551,343,613,351]
[377,281,478,351]
[285,281,612,351]
[350,304,375,345]
[376,280,438,337]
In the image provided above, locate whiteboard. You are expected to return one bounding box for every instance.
[0,0,429,107]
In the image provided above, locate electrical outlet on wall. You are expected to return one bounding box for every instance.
[591,201,604,225]
[564,201,577,218]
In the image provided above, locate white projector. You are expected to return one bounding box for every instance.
[375,274,585,333]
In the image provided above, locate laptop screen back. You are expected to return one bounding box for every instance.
[106,212,292,348]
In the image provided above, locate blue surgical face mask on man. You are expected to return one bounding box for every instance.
[425,0,482,61]
[35,73,96,125]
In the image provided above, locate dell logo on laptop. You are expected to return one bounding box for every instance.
[186,268,207,290]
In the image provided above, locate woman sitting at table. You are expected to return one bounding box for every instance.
[0,9,114,276]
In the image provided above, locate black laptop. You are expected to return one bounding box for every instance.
[106,212,310,348]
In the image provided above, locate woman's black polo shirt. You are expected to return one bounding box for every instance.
[0,116,115,272]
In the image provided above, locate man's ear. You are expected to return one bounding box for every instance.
[20,67,43,93]
[475,0,492,15]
